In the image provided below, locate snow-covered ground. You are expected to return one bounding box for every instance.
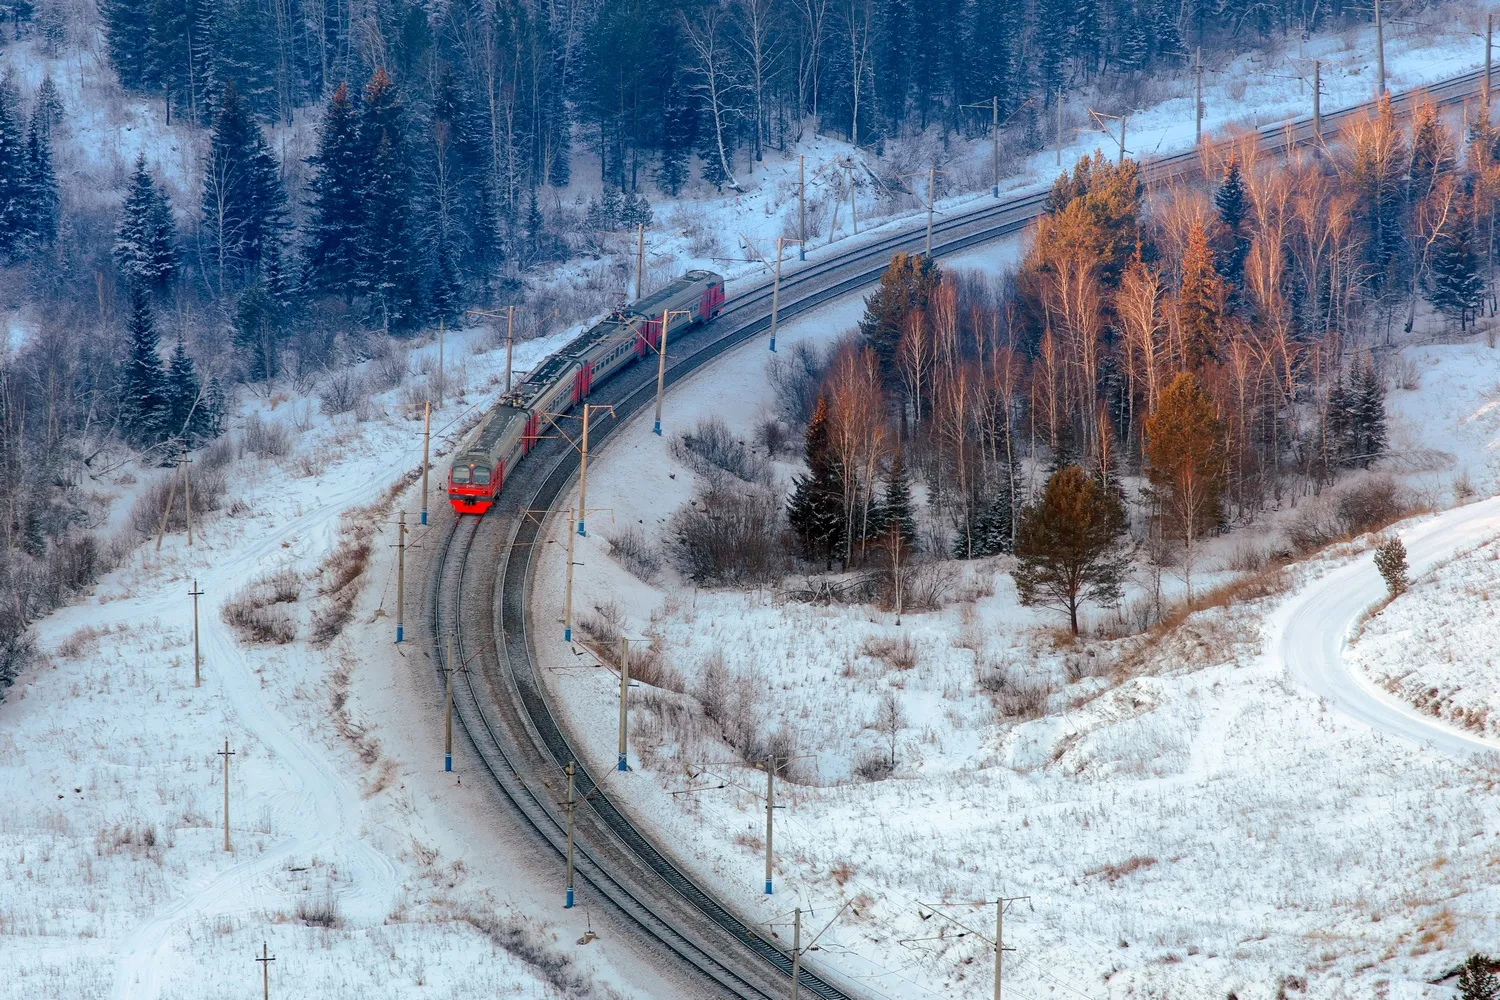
[0,326,700,1000]
[525,252,1500,1000]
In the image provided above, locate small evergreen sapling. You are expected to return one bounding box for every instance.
[1373,536,1408,598]
[1457,955,1499,1000]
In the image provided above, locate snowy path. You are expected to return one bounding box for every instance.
[1278,496,1500,761]
[108,467,409,1000]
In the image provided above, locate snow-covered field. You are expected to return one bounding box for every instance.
[0,326,695,1000]
[527,265,1500,1000]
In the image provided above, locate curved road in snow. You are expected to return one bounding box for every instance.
[1278,496,1500,761]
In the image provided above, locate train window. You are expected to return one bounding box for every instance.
[452,466,471,484]
[472,467,491,485]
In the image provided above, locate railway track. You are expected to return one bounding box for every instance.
[424,67,1491,1000]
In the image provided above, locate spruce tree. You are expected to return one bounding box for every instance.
[1325,368,1354,470]
[304,81,363,302]
[356,70,421,331]
[970,486,1013,557]
[163,335,207,444]
[1352,357,1387,468]
[1428,194,1484,330]
[0,84,29,257]
[21,112,57,250]
[787,397,847,568]
[1214,157,1249,294]
[120,287,168,448]
[1408,99,1455,200]
[115,156,178,292]
[880,447,917,547]
[859,252,940,386]
[31,76,63,135]
[102,0,150,89]
[234,280,283,383]
[200,81,285,292]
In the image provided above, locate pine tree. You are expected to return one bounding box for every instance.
[1428,193,1484,329]
[200,81,285,292]
[1457,956,1500,1000]
[1013,464,1129,634]
[120,287,168,448]
[303,81,363,302]
[1177,220,1224,370]
[115,155,178,291]
[699,132,728,192]
[787,397,847,568]
[1373,536,1407,597]
[525,187,545,263]
[1214,157,1249,294]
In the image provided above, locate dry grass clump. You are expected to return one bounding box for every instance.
[56,623,122,659]
[309,464,422,645]
[293,891,343,928]
[1085,854,1157,882]
[446,906,596,998]
[222,568,302,644]
[128,467,228,537]
[976,657,1053,720]
[862,633,918,671]
[241,412,294,458]
[576,602,683,692]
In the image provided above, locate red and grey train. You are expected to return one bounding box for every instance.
[448,269,727,514]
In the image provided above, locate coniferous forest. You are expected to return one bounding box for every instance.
[0,0,1485,678]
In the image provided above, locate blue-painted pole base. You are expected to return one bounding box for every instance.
[764,878,773,895]
[769,338,777,353]
[993,185,999,198]
[420,508,428,526]
[396,625,404,643]
[577,519,586,537]
[445,753,452,772]
[565,887,575,908]
[564,626,572,642]
[617,753,627,772]
[652,420,661,436]
[799,248,805,261]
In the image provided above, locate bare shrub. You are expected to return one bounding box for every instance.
[853,750,894,781]
[365,341,410,392]
[576,601,684,691]
[904,560,958,611]
[128,468,228,537]
[606,526,662,582]
[449,908,595,998]
[319,371,359,415]
[693,650,762,756]
[755,418,793,458]
[766,341,828,426]
[862,633,918,670]
[1393,355,1421,390]
[977,659,1051,719]
[241,413,293,458]
[1224,540,1269,572]
[669,483,788,586]
[197,435,235,472]
[1286,475,1417,554]
[294,891,342,928]
[222,568,302,644]
[671,416,771,485]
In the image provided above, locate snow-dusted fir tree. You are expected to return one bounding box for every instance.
[303,82,364,302]
[969,487,1013,557]
[163,336,216,447]
[120,288,168,449]
[21,112,58,249]
[878,447,917,547]
[1214,158,1249,294]
[787,397,846,569]
[1427,198,1484,330]
[114,157,178,291]
[356,71,421,331]
[1352,357,1387,468]
[0,84,30,258]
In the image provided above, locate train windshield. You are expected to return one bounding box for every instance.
[472,467,491,485]
[452,466,470,484]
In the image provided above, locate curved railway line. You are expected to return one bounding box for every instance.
[423,68,1490,1000]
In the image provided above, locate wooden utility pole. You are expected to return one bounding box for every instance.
[847,160,858,235]
[217,739,234,852]
[993,896,1027,1000]
[1055,91,1064,166]
[798,154,807,260]
[1487,14,1494,112]
[437,317,445,409]
[505,305,515,395]
[769,237,792,352]
[1374,0,1386,97]
[255,942,274,1000]
[420,401,431,526]
[617,636,629,771]
[181,448,192,546]
[653,308,692,436]
[925,167,936,255]
[190,579,204,687]
[395,511,406,643]
[1194,47,1204,145]
[154,450,182,553]
[635,224,646,300]
[578,406,592,536]
[764,754,775,894]
[563,506,576,642]
[564,760,576,908]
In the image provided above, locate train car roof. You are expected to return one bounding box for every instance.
[563,315,636,359]
[518,354,578,397]
[629,271,719,319]
[457,403,527,461]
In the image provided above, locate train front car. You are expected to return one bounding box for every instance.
[447,404,525,514]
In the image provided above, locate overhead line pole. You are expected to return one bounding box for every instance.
[1375,0,1387,97]
[420,401,431,526]
[653,308,692,435]
[798,154,807,260]
[190,579,203,687]
[395,511,406,643]
[1194,47,1204,145]
[217,739,234,852]
[564,760,577,907]
[617,636,629,771]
